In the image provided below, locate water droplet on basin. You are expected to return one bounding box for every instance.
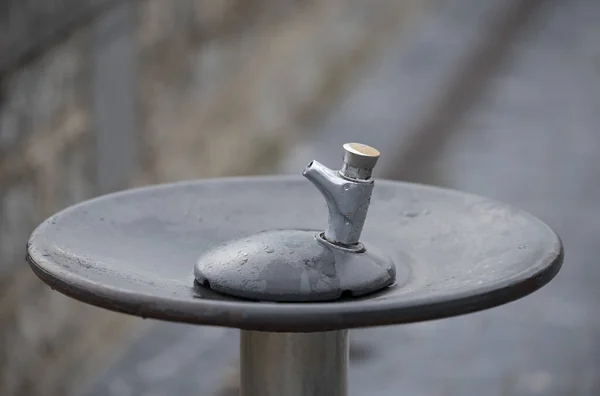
[404,210,419,218]
[264,247,274,253]
[343,184,351,191]
[345,220,350,225]
[518,245,526,249]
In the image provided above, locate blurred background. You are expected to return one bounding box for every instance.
[1,0,599,395]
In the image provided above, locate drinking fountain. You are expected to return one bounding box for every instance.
[26,143,563,396]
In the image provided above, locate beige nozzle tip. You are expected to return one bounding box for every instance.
[343,143,380,157]
[342,143,380,170]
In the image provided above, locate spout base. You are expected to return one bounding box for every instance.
[194,230,400,302]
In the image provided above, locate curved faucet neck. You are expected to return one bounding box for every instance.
[303,160,374,246]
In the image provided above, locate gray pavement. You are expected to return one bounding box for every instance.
[84,1,600,395]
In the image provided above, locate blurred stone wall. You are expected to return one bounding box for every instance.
[0,26,113,396]
[0,1,421,395]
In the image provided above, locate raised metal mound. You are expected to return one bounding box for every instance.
[194,229,398,302]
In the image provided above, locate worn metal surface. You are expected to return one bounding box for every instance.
[27,176,562,332]
[240,330,349,396]
[194,230,398,302]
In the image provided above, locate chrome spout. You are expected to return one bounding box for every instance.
[302,143,380,246]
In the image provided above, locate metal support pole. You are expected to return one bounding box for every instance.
[240,330,349,396]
